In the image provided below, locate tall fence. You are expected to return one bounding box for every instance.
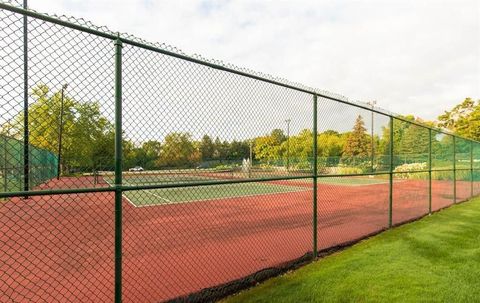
[1,2,480,302]
[0,134,58,192]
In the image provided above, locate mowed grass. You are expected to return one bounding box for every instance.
[224,197,480,303]
[124,182,307,206]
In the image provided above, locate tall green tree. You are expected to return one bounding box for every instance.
[157,132,199,168]
[280,129,313,166]
[228,140,249,160]
[438,98,480,140]
[141,140,162,168]
[200,135,215,161]
[398,124,429,154]
[270,129,287,145]
[378,115,417,157]
[1,84,115,173]
[342,115,370,163]
[213,137,230,161]
[91,131,115,170]
[318,130,345,166]
[254,135,279,164]
[125,140,162,169]
[253,129,287,164]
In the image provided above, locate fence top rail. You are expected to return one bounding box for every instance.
[1,1,479,144]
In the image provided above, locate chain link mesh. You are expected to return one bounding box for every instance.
[1,2,480,302]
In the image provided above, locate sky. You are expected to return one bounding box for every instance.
[25,0,480,122]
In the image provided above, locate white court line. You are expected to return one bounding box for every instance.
[122,180,173,207]
[103,179,171,208]
[103,179,136,207]
[122,193,138,208]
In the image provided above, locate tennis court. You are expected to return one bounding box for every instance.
[102,171,307,206]
[101,172,389,207]
[125,183,307,206]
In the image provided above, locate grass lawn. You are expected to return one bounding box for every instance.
[224,196,480,303]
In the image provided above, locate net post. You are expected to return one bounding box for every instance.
[312,94,318,259]
[23,0,29,195]
[114,36,123,303]
[388,116,393,228]
[453,136,456,203]
[428,128,432,214]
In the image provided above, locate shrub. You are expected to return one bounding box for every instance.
[338,166,364,175]
[393,162,427,179]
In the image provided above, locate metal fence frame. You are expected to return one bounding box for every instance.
[1,2,480,303]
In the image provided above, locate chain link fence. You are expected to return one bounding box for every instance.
[1,2,480,302]
[0,134,58,192]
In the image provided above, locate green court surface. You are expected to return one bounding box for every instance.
[121,182,307,206]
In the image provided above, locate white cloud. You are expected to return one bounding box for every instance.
[27,0,480,120]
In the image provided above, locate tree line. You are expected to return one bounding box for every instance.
[0,85,252,172]
[1,85,478,174]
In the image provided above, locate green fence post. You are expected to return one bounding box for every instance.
[114,36,123,303]
[471,141,474,198]
[23,0,29,194]
[3,135,7,192]
[428,128,432,214]
[453,136,456,203]
[312,94,318,258]
[389,117,393,227]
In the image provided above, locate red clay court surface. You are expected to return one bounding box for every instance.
[1,177,479,302]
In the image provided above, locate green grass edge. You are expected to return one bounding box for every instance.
[223,196,480,303]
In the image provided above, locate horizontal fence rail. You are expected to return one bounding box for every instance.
[1,1,480,303]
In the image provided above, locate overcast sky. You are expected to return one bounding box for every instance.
[28,0,480,121]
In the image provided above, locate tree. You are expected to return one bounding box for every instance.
[141,140,162,169]
[398,125,429,155]
[228,140,249,160]
[438,98,480,140]
[213,137,230,161]
[122,139,137,170]
[254,135,279,164]
[253,129,287,164]
[125,140,162,169]
[1,84,115,174]
[280,129,313,167]
[200,135,215,161]
[318,130,344,157]
[91,130,115,170]
[342,115,370,163]
[157,132,199,168]
[270,129,286,145]
[317,130,345,166]
[378,115,417,157]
